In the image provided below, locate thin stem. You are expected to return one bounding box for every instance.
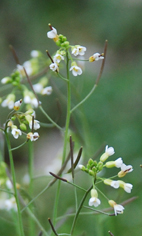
[5,131,25,236]
[39,106,62,130]
[95,186,109,201]
[70,185,92,235]
[71,84,97,113]
[52,50,71,228]
[10,140,27,151]
[28,141,35,236]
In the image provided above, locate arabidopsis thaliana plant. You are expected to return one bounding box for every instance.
[33,83,43,93]
[108,200,124,216]
[89,53,104,62]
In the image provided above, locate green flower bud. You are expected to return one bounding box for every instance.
[97,161,103,171]
[61,41,69,48]
[20,123,27,131]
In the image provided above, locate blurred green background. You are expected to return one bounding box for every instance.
[0,0,142,235]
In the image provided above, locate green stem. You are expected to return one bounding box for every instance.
[28,141,35,236]
[5,131,25,236]
[52,50,71,227]
[70,185,92,235]
[39,106,62,131]
[71,84,97,113]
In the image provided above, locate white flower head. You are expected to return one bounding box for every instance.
[105,145,115,156]
[5,197,17,211]
[27,132,39,141]
[47,27,58,39]
[118,164,133,178]
[100,145,115,162]
[71,45,86,56]
[49,62,59,72]
[114,157,123,168]
[23,61,33,76]
[13,99,22,111]
[11,126,22,139]
[41,86,53,95]
[31,50,40,58]
[89,53,104,62]
[108,200,124,216]
[89,189,101,207]
[70,62,82,76]
[104,179,119,189]
[53,53,64,63]
[33,83,43,93]
[1,77,11,84]
[1,94,15,109]
[6,180,13,189]
[31,98,39,108]
[118,180,133,193]
[29,119,40,130]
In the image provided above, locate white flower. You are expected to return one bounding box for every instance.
[41,86,53,95]
[11,126,22,139]
[118,164,133,178]
[118,180,133,193]
[6,180,13,189]
[31,98,39,108]
[105,157,123,168]
[13,99,22,111]
[104,179,119,189]
[121,164,133,173]
[49,62,59,72]
[89,197,101,207]
[53,53,64,63]
[47,27,58,39]
[114,157,123,168]
[23,61,33,76]
[31,50,40,58]
[71,45,86,56]
[1,77,11,84]
[105,145,115,156]
[1,94,15,109]
[27,132,39,141]
[89,189,101,207]
[100,145,115,162]
[108,200,124,216]
[5,197,17,211]
[70,64,82,76]
[33,83,43,93]
[29,119,40,130]
[89,53,104,62]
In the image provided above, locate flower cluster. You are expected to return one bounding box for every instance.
[6,100,40,141]
[47,25,104,77]
[79,145,133,216]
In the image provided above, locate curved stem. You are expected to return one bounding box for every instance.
[70,185,92,235]
[71,84,97,113]
[39,105,63,130]
[5,131,25,236]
